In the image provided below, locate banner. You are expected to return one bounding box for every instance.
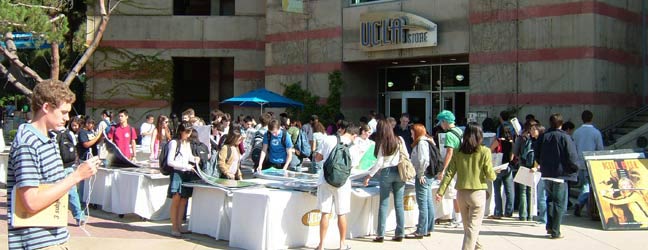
[588,159,648,230]
[282,0,304,13]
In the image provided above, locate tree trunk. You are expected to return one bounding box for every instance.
[1,33,44,83]
[63,0,110,86]
[0,63,34,96]
[51,41,60,80]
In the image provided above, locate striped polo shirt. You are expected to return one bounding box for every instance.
[8,123,69,250]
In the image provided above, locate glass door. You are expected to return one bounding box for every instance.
[385,92,432,132]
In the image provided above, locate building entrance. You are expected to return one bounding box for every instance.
[379,60,469,131]
[385,92,432,131]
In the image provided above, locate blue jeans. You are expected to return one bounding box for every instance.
[544,180,568,237]
[414,175,435,235]
[517,183,532,220]
[494,169,514,216]
[310,160,323,174]
[288,152,302,172]
[64,167,86,221]
[536,179,547,223]
[577,169,590,208]
[377,167,405,237]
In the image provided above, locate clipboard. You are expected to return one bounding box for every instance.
[11,184,68,228]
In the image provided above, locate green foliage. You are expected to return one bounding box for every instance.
[0,0,71,44]
[282,82,319,124]
[8,129,18,142]
[0,94,26,107]
[89,48,173,117]
[283,70,345,126]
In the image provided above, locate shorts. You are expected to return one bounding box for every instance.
[167,170,198,198]
[444,177,458,199]
[317,181,351,215]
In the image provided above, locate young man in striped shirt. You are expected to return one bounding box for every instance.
[7,80,99,250]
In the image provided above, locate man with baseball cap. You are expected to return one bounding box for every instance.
[436,110,463,227]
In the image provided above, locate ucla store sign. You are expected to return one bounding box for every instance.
[360,11,437,52]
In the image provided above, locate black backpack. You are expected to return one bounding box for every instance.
[424,139,444,178]
[159,139,181,175]
[56,129,77,167]
[323,135,352,187]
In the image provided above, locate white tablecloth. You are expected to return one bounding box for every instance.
[228,185,419,250]
[84,168,171,220]
[0,150,9,187]
[186,183,232,240]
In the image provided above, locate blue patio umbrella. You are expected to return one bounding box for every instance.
[221,88,304,114]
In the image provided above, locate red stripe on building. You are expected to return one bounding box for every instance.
[265,62,342,75]
[470,47,641,65]
[470,92,639,107]
[265,27,342,43]
[469,1,641,24]
[99,40,265,50]
[86,99,169,108]
[233,70,265,80]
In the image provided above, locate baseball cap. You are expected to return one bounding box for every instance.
[436,110,456,126]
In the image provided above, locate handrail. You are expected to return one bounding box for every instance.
[601,105,648,134]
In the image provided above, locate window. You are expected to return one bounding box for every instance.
[174,0,210,16]
[173,0,235,16]
[385,66,430,92]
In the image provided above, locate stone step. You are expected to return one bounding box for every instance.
[616,127,636,134]
[623,121,646,128]
[631,116,648,123]
[613,133,626,140]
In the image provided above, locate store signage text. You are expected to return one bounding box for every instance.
[360,12,437,52]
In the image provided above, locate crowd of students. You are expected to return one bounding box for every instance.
[129,107,603,250]
[6,78,604,250]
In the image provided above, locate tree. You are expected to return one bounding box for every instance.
[0,0,121,96]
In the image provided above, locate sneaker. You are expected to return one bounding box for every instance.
[76,219,86,227]
[549,234,564,239]
[404,233,424,239]
[574,204,582,217]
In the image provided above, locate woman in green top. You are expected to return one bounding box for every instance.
[436,122,496,250]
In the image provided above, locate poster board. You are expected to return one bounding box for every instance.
[585,149,648,230]
[11,184,68,227]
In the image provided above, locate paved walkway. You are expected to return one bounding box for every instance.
[1,189,645,250]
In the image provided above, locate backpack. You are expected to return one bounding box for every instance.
[519,137,535,168]
[424,139,443,178]
[294,128,312,158]
[192,141,210,172]
[323,135,352,187]
[56,129,77,167]
[159,139,181,175]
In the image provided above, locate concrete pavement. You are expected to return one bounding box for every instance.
[1,189,645,250]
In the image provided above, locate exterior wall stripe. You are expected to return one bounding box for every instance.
[470,47,641,65]
[470,92,639,107]
[265,27,342,43]
[265,62,342,76]
[469,1,641,25]
[86,99,169,108]
[99,40,265,50]
[89,69,265,80]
